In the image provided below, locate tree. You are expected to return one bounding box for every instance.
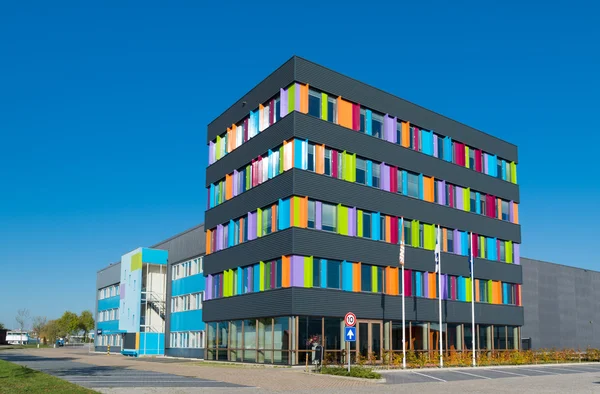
[57,311,80,339]
[40,320,60,344]
[15,309,30,341]
[32,317,47,341]
[0,322,5,330]
[78,311,95,342]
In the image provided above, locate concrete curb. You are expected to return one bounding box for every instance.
[377,361,600,373]
[302,371,386,383]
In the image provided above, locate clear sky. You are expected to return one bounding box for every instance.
[1,1,599,328]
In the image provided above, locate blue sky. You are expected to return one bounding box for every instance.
[0,1,598,327]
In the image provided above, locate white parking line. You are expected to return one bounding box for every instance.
[451,370,492,379]
[549,367,595,373]
[487,369,528,377]
[411,371,447,382]
[519,368,560,375]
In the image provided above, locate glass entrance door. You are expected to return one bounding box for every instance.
[357,320,382,360]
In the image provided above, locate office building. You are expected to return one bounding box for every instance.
[202,57,522,364]
[95,225,205,357]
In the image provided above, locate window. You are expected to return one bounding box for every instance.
[436,134,444,158]
[356,158,367,185]
[324,149,332,176]
[337,150,343,178]
[480,197,486,215]
[362,212,372,238]
[479,280,488,302]
[372,163,380,188]
[501,200,510,221]
[506,162,512,182]
[499,242,506,262]
[308,89,321,118]
[397,169,403,195]
[307,144,315,172]
[497,160,503,179]
[403,220,412,245]
[396,121,402,144]
[359,108,366,133]
[321,203,337,232]
[274,97,281,121]
[327,97,336,122]
[469,148,475,168]
[223,223,229,249]
[409,127,416,150]
[380,216,386,241]
[361,264,372,292]
[326,260,341,289]
[407,172,419,198]
[372,112,383,139]
[262,207,272,235]
[307,200,316,229]
[312,259,321,288]
[447,229,454,253]
[376,266,384,293]
[419,223,424,248]
[470,191,477,213]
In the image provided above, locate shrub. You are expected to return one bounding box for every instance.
[321,366,381,379]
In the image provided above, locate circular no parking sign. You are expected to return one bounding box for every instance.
[345,312,356,327]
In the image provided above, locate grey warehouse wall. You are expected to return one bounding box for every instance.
[521,258,600,349]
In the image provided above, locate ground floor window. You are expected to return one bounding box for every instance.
[169,331,205,348]
[206,317,521,365]
[96,334,121,347]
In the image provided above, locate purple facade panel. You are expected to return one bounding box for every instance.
[280,88,288,117]
[315,201,322,230]
[291,255,304,287]
[206,275,213,300]
[348,207,356,236]
[247,212,256,240]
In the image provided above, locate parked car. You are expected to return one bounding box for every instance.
[55,338,65,347]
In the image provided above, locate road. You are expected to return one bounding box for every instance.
[1,347,600,393]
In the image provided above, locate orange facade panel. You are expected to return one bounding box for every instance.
[353,263,361,292]
[337,97,353,129]
[401,121,410,147]
[300,84,309,114]
[315,144,325,174]
[282,256,290,287]
[205,230,212,255]
[423,176,434,202]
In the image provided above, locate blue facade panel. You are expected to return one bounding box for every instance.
[170,309,204,332]
[278,199,290,230]
[171,274,205,297]
[98,296,120,311]
[139,332,165,355]
[97,320,120,334]
[142,248,168,265]
[342,261,352,292]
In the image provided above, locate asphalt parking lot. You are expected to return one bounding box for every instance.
[0,352,249,390]
[381,363,600,384]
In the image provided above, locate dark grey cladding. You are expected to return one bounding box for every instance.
[203,287,524,326]
[204,227,522,284]
[208,56,517,163]
[521,258,600,349]
[206,112,519,204]
[205,169,520,243]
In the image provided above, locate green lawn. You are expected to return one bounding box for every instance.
[0,359,98,393]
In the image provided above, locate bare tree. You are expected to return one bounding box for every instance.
[15,309,30,344]
[32,316,47,343]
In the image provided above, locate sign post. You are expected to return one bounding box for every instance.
[344,312,356,372]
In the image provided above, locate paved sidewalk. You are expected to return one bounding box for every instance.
[5,348,376,391]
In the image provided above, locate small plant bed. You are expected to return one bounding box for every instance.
[320,366,381,379]
[0,359,98,393]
